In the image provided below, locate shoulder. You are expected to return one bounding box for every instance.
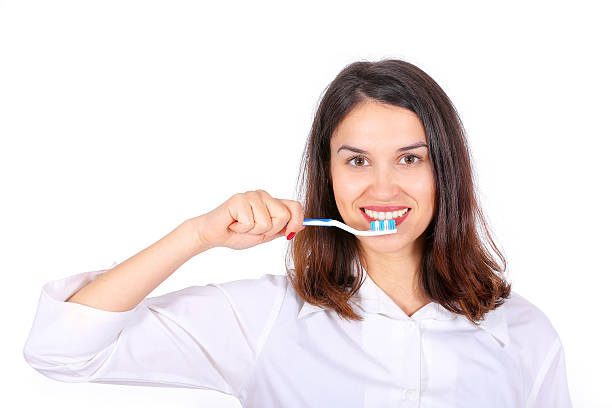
[211,274,288,303]
[503,291,560,341]
[153,274,290,353]
[501,290,562,358]
[216,274,308,325]
[213,274,290,354]
[145,274,289,332]
[146,274,287,308]
[214,273,289,326]
[498,291,572,402]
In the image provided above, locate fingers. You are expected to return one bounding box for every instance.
[227,193,256,233]
[261,194,292,237]
[258,191,305,238]
[227,190,304,239]
[279,198,305,236]
[248,190,277,236]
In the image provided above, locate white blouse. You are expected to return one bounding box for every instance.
[23,263,572,407]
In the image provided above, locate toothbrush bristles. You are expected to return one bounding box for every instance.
[370,219,396,231]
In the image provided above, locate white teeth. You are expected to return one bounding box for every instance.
[364,208,408,220]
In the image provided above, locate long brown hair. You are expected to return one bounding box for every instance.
[285,59,511,324]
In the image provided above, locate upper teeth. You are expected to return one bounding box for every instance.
[364,208,409,220]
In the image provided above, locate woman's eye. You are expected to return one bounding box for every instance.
[348,155,369,167]
[400,154,420,165]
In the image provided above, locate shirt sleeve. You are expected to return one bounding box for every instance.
[23,264,288,397]
[526,337,573,407]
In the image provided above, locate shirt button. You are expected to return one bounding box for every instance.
[402,389,418,401]
[405,320,417,330]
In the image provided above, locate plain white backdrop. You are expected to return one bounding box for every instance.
[1,1,610,407]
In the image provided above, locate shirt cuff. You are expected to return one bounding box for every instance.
[23,265,146,368]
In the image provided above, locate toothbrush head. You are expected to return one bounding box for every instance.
[370,219,397,233]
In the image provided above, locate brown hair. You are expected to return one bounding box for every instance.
[285,59,511,324]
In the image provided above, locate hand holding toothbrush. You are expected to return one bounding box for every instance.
[192,189,306,251]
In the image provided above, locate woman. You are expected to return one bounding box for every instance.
[23,59,572,407]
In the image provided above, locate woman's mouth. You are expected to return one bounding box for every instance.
[360,207,411,227]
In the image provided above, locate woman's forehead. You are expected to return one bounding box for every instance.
[331,101,426,148]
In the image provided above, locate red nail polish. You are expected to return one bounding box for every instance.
[286,232,295,240]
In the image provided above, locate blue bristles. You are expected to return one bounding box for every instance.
[370,219,396,231]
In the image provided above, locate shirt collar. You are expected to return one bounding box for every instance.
[296,265,509,347]
[474,301,510,347]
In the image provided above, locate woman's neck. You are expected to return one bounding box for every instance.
[359,237,431,317]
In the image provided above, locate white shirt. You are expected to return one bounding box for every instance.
[23,263,572,407]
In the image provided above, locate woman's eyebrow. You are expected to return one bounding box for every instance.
[336,141,428,154]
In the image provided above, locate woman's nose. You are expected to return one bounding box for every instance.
[369,167,400,198]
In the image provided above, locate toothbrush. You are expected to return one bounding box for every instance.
[302,218,398,236]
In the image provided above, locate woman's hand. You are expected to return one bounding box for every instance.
[190,189,305,251]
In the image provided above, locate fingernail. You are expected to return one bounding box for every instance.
[286,232,295,240]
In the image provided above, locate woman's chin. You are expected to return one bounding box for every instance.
[357,235,416,252]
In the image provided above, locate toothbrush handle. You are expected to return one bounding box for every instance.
[303,218,357,234]
[303,218,332,223]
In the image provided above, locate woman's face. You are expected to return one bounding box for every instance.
[329,99,436,255]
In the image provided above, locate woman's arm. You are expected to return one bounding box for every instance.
[65,190,303,312]
[66,219,210,312]
[24,267,287,394]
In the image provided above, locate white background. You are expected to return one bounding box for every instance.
[1,1,610,407]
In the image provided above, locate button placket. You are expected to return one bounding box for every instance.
[401,320,421,407]
[402,388,418,400]
[405,319,416,331]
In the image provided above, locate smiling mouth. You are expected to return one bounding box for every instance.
[359,207,411,227]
